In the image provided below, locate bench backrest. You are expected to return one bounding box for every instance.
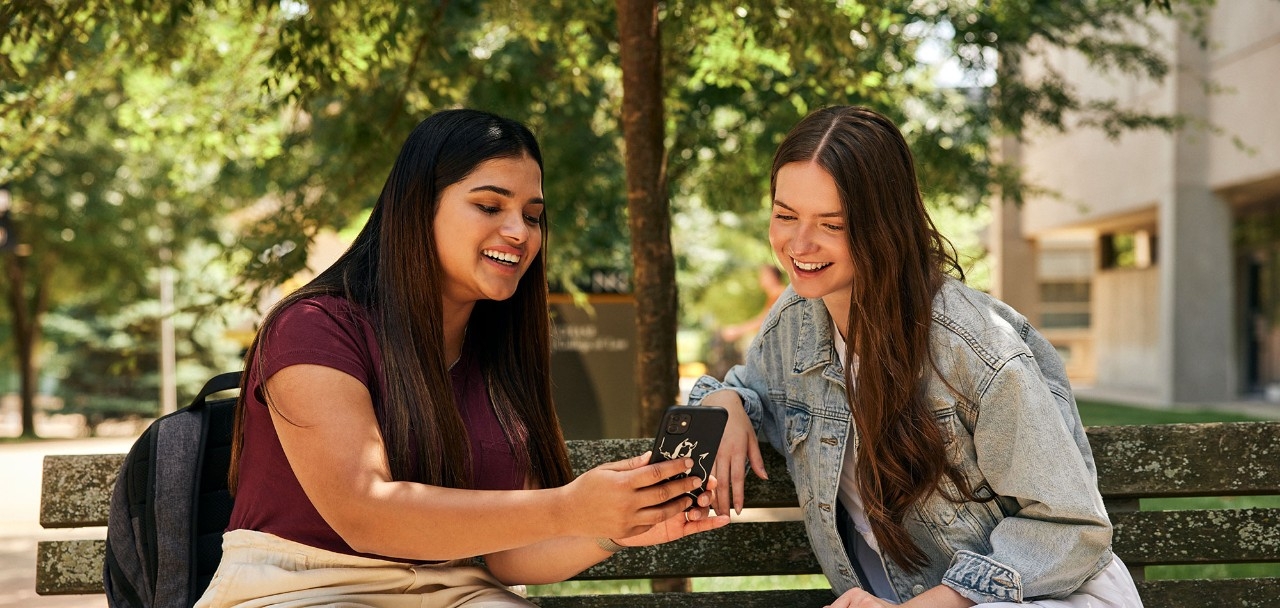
[38,421,1280,607]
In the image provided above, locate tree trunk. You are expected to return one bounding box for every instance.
[4,250,47,439]
[616,0,678,444]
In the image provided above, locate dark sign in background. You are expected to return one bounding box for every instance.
[549,293,636,439]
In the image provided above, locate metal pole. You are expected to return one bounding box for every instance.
[159,248,177,415]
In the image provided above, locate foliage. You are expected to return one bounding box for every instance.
[1,0,1214,433]
[1,2,287,434]
[43,243,248,426]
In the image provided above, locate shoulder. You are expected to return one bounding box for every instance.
[274,295,371,331]
[929,277,1034,370]
[254,295,381,390]
[264,295,377,352]
[757,286,821,339]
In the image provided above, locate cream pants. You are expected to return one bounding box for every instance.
[194,529,532,608]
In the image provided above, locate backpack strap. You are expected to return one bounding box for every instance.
[189,371,242,410]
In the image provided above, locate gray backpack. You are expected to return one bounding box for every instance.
[104,371,241,608]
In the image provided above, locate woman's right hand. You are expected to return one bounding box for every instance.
[701,390,767,515]
[560,452,708,540]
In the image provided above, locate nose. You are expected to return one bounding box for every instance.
[499,210,529,245]
[788,222,819,256]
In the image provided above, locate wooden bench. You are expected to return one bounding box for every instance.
[38,421,1280,607]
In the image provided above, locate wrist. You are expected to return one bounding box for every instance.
[544,485,575,538]
[594,537,626,553]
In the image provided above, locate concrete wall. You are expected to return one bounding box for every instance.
[1093,268,1161,394]
[1207,0,1280,190]
[1005,1,1280,405]
[1019,18,1175,235]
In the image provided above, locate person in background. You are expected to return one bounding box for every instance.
[692,106,1142,608]
[720,264,787,345]
[705,264,787,381]
[199,109,728,608]
[716,262,783,348]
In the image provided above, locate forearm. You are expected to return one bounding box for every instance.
[324,480,572,561]
[964,355,1114,599]
[908,584,976,608]
[483,536,614,585]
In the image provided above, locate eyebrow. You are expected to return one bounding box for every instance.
[469,185,545,206]
[773,200,843,218]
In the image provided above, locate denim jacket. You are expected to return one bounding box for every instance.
[690,279,1113,604]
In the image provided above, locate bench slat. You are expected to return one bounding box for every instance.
[1090,422,1280,498]
[531,589,833,607]
[1113,508,1280,565]
[44,509,1280,591]
[41,422,1280,527]
[37,421,1280,603]
[576,521,818,579]
[40,454,124,528]
[1135,578,1280,608]
[566,439,800,508]
[36,540,105,595]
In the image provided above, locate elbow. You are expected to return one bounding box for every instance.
[484,557,536,586]
[322,507,408,559]
[329,517,388,557]
[484,552,575,586]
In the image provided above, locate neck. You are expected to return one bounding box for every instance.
[822,292,851,342]
[443,301,474,365]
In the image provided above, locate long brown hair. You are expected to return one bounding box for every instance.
[229,109,572,493]
[771,106,976,571]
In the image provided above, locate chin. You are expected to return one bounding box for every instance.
[790,284,828,299]
[485,288,520,302]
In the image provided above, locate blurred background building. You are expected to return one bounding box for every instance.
[992,0,1280,407]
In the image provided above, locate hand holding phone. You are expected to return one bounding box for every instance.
[647,405,728,500]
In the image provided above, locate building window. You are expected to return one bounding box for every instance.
[1100,230,1157,269]
[1040,280,1092,329]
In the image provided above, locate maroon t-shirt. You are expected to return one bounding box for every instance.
[227,295,524,559]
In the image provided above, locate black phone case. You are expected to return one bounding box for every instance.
[647,405,728,499]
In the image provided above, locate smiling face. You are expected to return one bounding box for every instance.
[770,161,854,323]
[433,154,544,317]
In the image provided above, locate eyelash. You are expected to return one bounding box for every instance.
[477,204,542,226]
[773,213,844,231]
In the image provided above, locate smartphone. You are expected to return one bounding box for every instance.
[647,405,729,501]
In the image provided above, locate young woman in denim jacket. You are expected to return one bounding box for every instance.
[692,106,1142,608]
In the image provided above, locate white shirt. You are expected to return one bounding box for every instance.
[832,320,900,601]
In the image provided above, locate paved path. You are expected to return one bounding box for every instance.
[0,436,136,608]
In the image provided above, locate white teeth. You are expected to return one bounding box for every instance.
[483,249,521,265]
[793,259,831,271]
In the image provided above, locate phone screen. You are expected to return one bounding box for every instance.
[647,405,728,499]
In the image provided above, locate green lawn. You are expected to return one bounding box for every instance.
[1076,398,1267,426]
[531,399,1276,597]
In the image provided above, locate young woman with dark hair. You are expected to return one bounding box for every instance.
[199,109,728,608]
[692,106,1142,608]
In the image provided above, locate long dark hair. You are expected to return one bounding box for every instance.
[770,106,975,571]
[230,109,572,493]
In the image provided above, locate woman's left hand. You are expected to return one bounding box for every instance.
[615,476,730,547]
[826,588,897,608]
